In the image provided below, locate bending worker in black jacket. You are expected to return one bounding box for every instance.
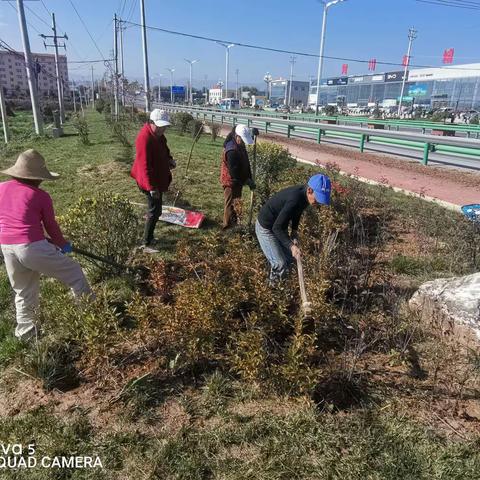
[255,174,331,284]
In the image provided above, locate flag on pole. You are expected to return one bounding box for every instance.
[402,55,409,67]
[341,63,348,75]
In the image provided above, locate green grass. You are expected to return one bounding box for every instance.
[0,108,479,479]
[0,390,478,479]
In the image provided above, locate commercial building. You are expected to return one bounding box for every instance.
[270,79,309,107]
[208,86,222,105]
[0,50,69,98]
[208,85,236,105]
[308,63,480,110]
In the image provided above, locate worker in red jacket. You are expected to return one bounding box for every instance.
[131,109,176,252]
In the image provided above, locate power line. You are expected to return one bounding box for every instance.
[123,19,480,72]
[67,0,109,66]
[33,0,86,62]
[414,0,480,9]
[6,1,42,35]
[24,3,51,29]
[125,0,138,23]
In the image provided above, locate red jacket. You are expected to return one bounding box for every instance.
[130,123,172,192]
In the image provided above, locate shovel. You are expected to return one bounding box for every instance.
[294,243,315,333]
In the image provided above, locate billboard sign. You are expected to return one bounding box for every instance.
[348,74,384,84]
[172,85,185,95]
[324,77,348,86]
[349,76,366,84]
[408,83,428,97]
[385,71,406,82]
[408,63,480,82]
[372,74,385,82]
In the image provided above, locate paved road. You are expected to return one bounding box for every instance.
[141,100,480,172]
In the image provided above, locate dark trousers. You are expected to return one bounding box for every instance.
[223,184,243,229]
[141,189,162,245]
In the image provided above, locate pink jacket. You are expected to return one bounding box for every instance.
[0,179,67,248]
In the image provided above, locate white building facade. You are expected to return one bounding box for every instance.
[208,87,222,105]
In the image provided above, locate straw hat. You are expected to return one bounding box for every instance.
[1,149,59,180]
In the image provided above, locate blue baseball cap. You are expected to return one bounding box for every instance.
[308,174,331,205]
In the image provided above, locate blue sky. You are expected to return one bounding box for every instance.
[1,0,478,87]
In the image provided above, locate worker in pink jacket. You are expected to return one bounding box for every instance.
[0,150,91,341]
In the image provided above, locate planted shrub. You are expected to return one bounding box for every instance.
[59,194,139,278]
[72,114,90,145]
[95,98,106,113]
[187,119,203,138]
[112,117,132,147]
[252,142,297,204]
[430,110,448,123]
[208,122,221,141]
[324,105,337,116]
[24,337,80,391]
[5,102,15,117]
[42,103,55,123]
[136,111,149,124]
[170,112,194,134]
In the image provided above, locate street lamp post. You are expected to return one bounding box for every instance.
[217,42,234,99]
[264,73,272,101]
[184,59,198,105]
[315,0,346,115]
[157,73,163,103]
[397,27,417,117]
[166,67,175,103]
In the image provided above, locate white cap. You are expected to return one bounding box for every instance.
[235,124,254,145]
[149,109,171,127]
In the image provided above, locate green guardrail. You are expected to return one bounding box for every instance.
[165,105,480,167]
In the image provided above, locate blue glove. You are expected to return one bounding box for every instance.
[61,242,73,254]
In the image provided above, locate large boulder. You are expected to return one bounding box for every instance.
[409,272,480,345]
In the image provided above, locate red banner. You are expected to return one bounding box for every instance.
[402,55,409,67]
[368,58,377,71]
[443,48,454,64]
[341,63,348,75]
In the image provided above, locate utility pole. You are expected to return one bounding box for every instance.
[166,68,175,103]
[139,0,150,111]
[72,80,76,112]
[315,0,346,115]
[16,0,43,134]
[288,56,296,107]
[40,13,67,124]
[119,19,125,106]
[235,68,239,100]
[0,86,9,143]
[113,14,119,118]
[91,65,95,109]
[217,42,234,99]
[397,27,417,117]
[157,74,163,103]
